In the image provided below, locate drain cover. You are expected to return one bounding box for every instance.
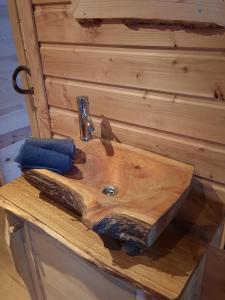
[102,186,118,196]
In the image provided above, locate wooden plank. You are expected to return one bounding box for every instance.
[34,5,225,49]
[6,0,40,137]
[16,0,52,138]
[46,78,225,144]
[200,246,225,300]
[41,45,225,99]
[72,0,225,27]
[0,177,224,299]
[50,107,225,185]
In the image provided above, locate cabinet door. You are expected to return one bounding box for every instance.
[24,223,137,300]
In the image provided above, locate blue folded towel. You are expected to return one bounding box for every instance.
[16,144,73,174]
[25,138,75,159]
[15,138,76,174]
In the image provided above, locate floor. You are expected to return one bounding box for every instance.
[0,1,31,299]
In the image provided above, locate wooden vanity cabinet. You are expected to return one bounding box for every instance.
[5,209,224,300]
[22,222,138,300]
[2,177,225,300]
[5,213,141,300]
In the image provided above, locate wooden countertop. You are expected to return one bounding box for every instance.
[0,177,224,299]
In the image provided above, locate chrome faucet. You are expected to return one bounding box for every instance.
[76,96,95,141]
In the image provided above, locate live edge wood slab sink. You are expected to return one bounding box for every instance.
[24,139,194,255]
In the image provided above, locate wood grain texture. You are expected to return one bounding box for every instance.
[6,0,40,138]
[23,139,193,254]
[49,107,225,185]
[46,78,225,144]
[16,0,52,138]
[72,0,225,27]
[0,177,224,299]
[41,45,225,99]
[34,5,225,49]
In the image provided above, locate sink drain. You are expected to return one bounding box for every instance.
[102,186,118,196]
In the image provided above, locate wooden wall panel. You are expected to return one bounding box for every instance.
[49,107,225,184]
[41,45,225,99]
[34,5,225,49]
[46,78,225,144]
[72,0,225,27]
[30,1,225,186]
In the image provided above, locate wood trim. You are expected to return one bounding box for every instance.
[6,0,40,137]
[71,0,225,27]
[15,0,52,138]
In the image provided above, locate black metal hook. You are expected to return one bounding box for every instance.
[12,65,34,95]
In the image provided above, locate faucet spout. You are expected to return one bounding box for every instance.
[76,96,95,141]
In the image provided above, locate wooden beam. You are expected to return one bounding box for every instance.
[6,0,40,137]
[16,0,52,138]
[72,0,225,27]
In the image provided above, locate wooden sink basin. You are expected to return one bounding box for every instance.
[24,139,194,255]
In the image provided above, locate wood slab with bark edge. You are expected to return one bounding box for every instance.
[23,139,193,255]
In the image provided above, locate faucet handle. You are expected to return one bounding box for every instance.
[76,95,95,141]
[76,96,89,114]
[88,117,95,132]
